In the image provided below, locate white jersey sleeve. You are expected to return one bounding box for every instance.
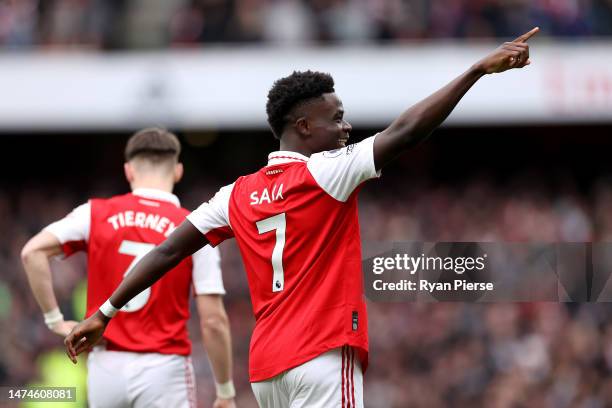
[307,134,381,202]
[186,183,235,246]
[192,245,225,295]
[44,202,91,245]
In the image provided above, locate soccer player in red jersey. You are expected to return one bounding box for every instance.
[22,128,236,408]
[65,29,538,407]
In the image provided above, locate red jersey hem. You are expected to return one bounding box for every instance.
[248,341,368,382]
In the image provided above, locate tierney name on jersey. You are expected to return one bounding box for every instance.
[107,210,177,237]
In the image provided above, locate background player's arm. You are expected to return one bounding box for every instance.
[64,220,209,362]
[373,27,539,170]
[197,295,236,408]
[21,231,79,337]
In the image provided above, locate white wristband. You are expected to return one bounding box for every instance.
[43,307,64,330]
[215,381,236,399]
[99,300,119,318]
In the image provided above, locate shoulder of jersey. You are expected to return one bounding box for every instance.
[320,149,344,159]
[319,144,356,159]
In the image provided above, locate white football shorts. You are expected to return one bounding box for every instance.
[87,346,196,408]
[251,345,363,408]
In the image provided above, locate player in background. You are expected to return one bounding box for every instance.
[22,128,236,408]
[65,29,538,407]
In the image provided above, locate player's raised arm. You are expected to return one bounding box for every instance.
[64,220,209,363]
[373,27,539,169]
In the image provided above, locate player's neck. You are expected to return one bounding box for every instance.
[278,137,313,157]
[129,178,175,194]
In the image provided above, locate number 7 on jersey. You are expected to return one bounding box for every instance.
[256,213,286,292]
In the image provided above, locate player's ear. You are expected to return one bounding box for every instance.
[124,162,135,184]
[174,162,184,183]
[295,117,310,137]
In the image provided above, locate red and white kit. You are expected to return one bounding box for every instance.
[188,136,380,407]
[46,188,225,408]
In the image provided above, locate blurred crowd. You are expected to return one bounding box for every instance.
[1,0,612,50]
[359,177,612,407]
[2,171,612,407]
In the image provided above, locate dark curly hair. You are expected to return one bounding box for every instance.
[266,71,335,139]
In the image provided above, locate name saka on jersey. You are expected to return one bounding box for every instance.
[250,184,284,206]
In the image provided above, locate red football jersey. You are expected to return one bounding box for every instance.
[45,189,225,355]
[188,136,380,381]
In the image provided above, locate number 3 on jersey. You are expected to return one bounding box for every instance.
[118,240,155,312]
[256,213,286,292]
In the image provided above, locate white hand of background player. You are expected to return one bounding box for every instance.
[213,397,237,408]
[50,320,78,337]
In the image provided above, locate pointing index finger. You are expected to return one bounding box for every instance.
[513,27,539,43]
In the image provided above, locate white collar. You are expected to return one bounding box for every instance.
[267,151,309,166]
[132,188,180,207]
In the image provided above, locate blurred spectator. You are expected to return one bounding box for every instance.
[0,0,38,48]
[1,0,612,50]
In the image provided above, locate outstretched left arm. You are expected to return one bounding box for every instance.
[374,27,539,170]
